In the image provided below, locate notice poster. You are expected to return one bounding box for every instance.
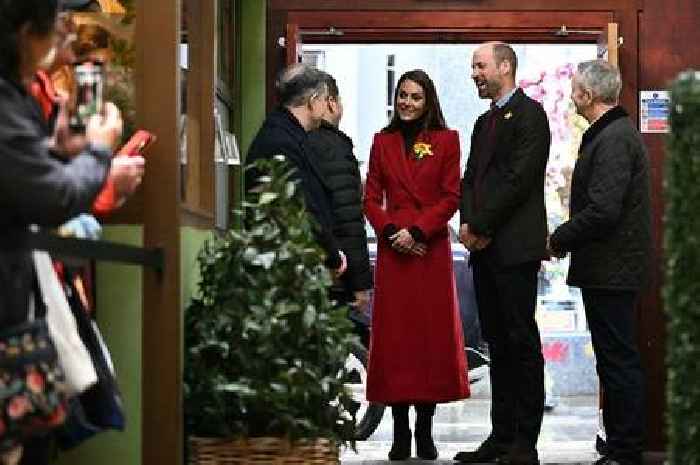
[640,90,671,133]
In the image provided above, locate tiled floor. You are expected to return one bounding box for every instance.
[341,392,600,464]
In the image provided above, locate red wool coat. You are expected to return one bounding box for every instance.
[364,128,470,404]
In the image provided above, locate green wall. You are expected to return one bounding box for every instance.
[56,226,144,465]
[55,226,213,465]
[181,227,214,309]
[240,0,266,160]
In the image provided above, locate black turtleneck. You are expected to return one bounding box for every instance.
[398,116,426,158]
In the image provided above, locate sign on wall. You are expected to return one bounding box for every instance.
[640,90,671,133]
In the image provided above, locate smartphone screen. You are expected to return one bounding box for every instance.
[70,61,104,132]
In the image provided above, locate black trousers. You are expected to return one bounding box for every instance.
[472,258,544,449]
[582,288,645,463]
[329,289,370,349]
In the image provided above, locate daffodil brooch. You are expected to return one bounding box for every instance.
[413,142,433,160]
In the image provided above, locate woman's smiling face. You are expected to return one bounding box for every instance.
[396,79,426,122]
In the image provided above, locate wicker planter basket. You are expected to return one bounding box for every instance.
[189,436,340,465]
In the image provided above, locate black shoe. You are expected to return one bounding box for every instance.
[415,432,438,460]
[388,430,411,460]
[593,454,643,465]
[594,458,622,465]
[388,405,411,461]
[454,436,509,463]
[500,446,539,465]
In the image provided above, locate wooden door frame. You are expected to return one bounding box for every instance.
[272,11,635,122]
[136,1,182,465]
[268,1,641,125]
[268,0,667,454]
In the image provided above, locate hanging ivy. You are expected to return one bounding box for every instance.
[665,70,700,465]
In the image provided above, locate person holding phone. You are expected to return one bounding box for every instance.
[0,1,124,463]
[29,8,145,218]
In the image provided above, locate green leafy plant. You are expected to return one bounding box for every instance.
[665,70,700,465]
[184,156,358,445]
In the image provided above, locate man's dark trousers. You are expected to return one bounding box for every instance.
[583,288,645,464]
[472,256,544,450]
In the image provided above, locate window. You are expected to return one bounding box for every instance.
[181,0,238,228]
[386,54,396,119]
[302,49,326,69]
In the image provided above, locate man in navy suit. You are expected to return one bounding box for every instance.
[456,42,551,465]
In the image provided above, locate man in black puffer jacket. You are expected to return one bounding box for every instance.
[305,73,372,345]
[549,60,651,465]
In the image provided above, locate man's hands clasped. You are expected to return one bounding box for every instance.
[459,223,491,252]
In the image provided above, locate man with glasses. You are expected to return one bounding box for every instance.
[246,63,346,275]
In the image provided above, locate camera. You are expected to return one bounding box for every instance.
[70,61,104,132]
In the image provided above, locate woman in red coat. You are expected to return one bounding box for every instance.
[364,69,470,461]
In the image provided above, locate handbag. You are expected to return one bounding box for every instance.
[33,251,98,396]
[55,271,125,450]
[0,299,68,451]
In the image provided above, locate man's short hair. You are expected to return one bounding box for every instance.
[576,60,622,105]
[321,72,339,100]
[276,63,328,108]
[493,43,518,78]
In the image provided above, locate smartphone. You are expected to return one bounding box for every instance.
[92,129,156,218]
[70,61,104,132]
[117,130,157,157]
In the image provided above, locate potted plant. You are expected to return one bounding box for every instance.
[184,156,358,464]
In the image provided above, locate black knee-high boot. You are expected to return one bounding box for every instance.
[415,403,438,460]
[388,404,411,460]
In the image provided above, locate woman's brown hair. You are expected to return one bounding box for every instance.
[383,69,448,133]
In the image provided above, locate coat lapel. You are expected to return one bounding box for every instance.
[390,132,422,204]
[479,90,522,173]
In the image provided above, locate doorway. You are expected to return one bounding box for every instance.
[304,41,600,463]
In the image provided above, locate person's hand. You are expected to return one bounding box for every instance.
[334,250,348,277]
[546,236,566,259]
[352,290,371,314]
[459,223,476,249]
[459,223,482,251]
[473,236,491,251]
[109,155,145,206]
[390,228,415,254]
[460,223,490,251]
[51,96,87,158]
[86,102,123,151]
[410,242,428,257]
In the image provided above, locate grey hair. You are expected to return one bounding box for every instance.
[276,63,328,108]
[575,60,622,105]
